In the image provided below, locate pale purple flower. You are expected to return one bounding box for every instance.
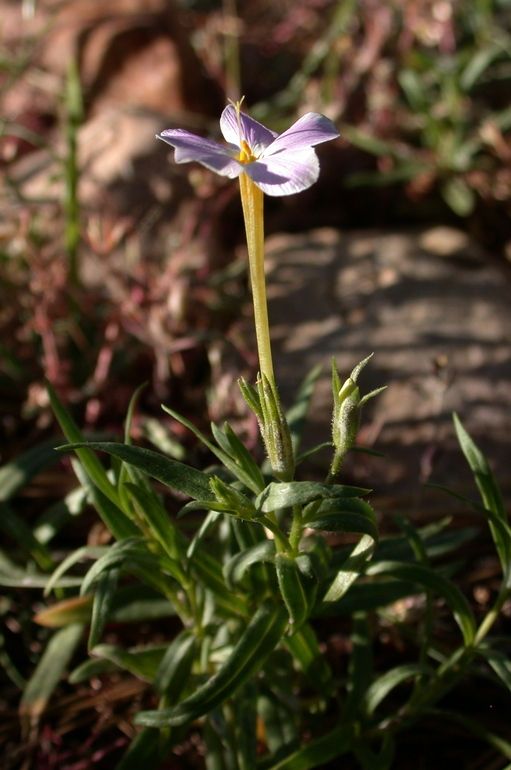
[157,104,339,197]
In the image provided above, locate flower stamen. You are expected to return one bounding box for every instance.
[239,139,256,164]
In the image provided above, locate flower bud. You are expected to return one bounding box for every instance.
[209,476,257,520]
[332,377,360,457]
[257,374,295,482]
[331,355,385,473]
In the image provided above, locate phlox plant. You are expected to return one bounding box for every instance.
[27,102,511,768]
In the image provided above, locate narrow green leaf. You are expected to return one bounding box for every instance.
[258,688,299,757]
[276,553,310,629]
[284,623,333,697]
[60,442,214,502]
[323,534,376,603]
[316,580,420,616]
[0,438,62,502]
[123,483,185,572]
[454,413,506,520]
[0,500,54,571]
[0,572,83,589]
[190,549,248,617]
[69,657,120,683]
[460,44,504,91]
[44,546,107,597]
[308,512,378,541]
[91,643,169,682]
[256,481,370,513]
[134,602,288,727]
[71,458,140,541]
[224,423,266,493]
[363,663,434,715]
[367,560,476,646]
[47,381,122,508]
[233,682,258,770]
[186,510,222,559]
[154,631,197,698]
[33,485,88,544]
[19,624,83,727]
[477,647,511,692]
[162,404,255,491]
[223,540,276,590]
[264,724,353,770]
[296,442,333,466]
[124,383,148,445]
[342,613,372,720]
[89,567,120,650]
[440,177,475,217]
[80,538,159,595]
[108,585,176,623]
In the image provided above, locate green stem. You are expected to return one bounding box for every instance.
[239,172,274,383]
[259,515,292,554]
[289,504,303,552]
[327,448,346,483]
[473,587,511,647]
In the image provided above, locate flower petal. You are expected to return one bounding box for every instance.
[158,129,242,178]
[263,112,339,156]
[244,148,320,196]
[220,105,277,157]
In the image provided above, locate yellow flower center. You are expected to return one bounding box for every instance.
[239,140,257,164]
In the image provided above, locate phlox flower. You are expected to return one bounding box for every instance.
[158,104,339,196]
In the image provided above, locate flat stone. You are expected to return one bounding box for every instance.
[264,227,511,493]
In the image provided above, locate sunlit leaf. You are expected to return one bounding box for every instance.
[135,602,288,727]
[19,624,83,728]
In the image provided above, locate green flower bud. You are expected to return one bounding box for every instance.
[209,476,257,520]
[330,355,386,477]
[333,379,360,457]
[257,374,295,482]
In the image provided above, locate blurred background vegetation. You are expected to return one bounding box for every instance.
[1,0,511,452]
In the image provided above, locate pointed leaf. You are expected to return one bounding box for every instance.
[89,567,120,650]
[72,458,140,540]
[60,442,214,501]
[91,643,169,682]
[0,500,54,571]
[367,560,476,646]
[257,688,299,756]
[264,724,353,769]
[223,540,276,590]
[19,624,83,727]
[453,413,505,519]
[44,546,107,596]
[363,663,435,716]
[134,601,288,727]
[47,381,121,508]
[284,622,333,697]
[123,483,185,569]
[276,553,311,628]
[323,534,376,603]
[80,538,159,595]
[34,596,93,627]
[154,631,197,698]
[257,481,370,512]
[0,438,63,502]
